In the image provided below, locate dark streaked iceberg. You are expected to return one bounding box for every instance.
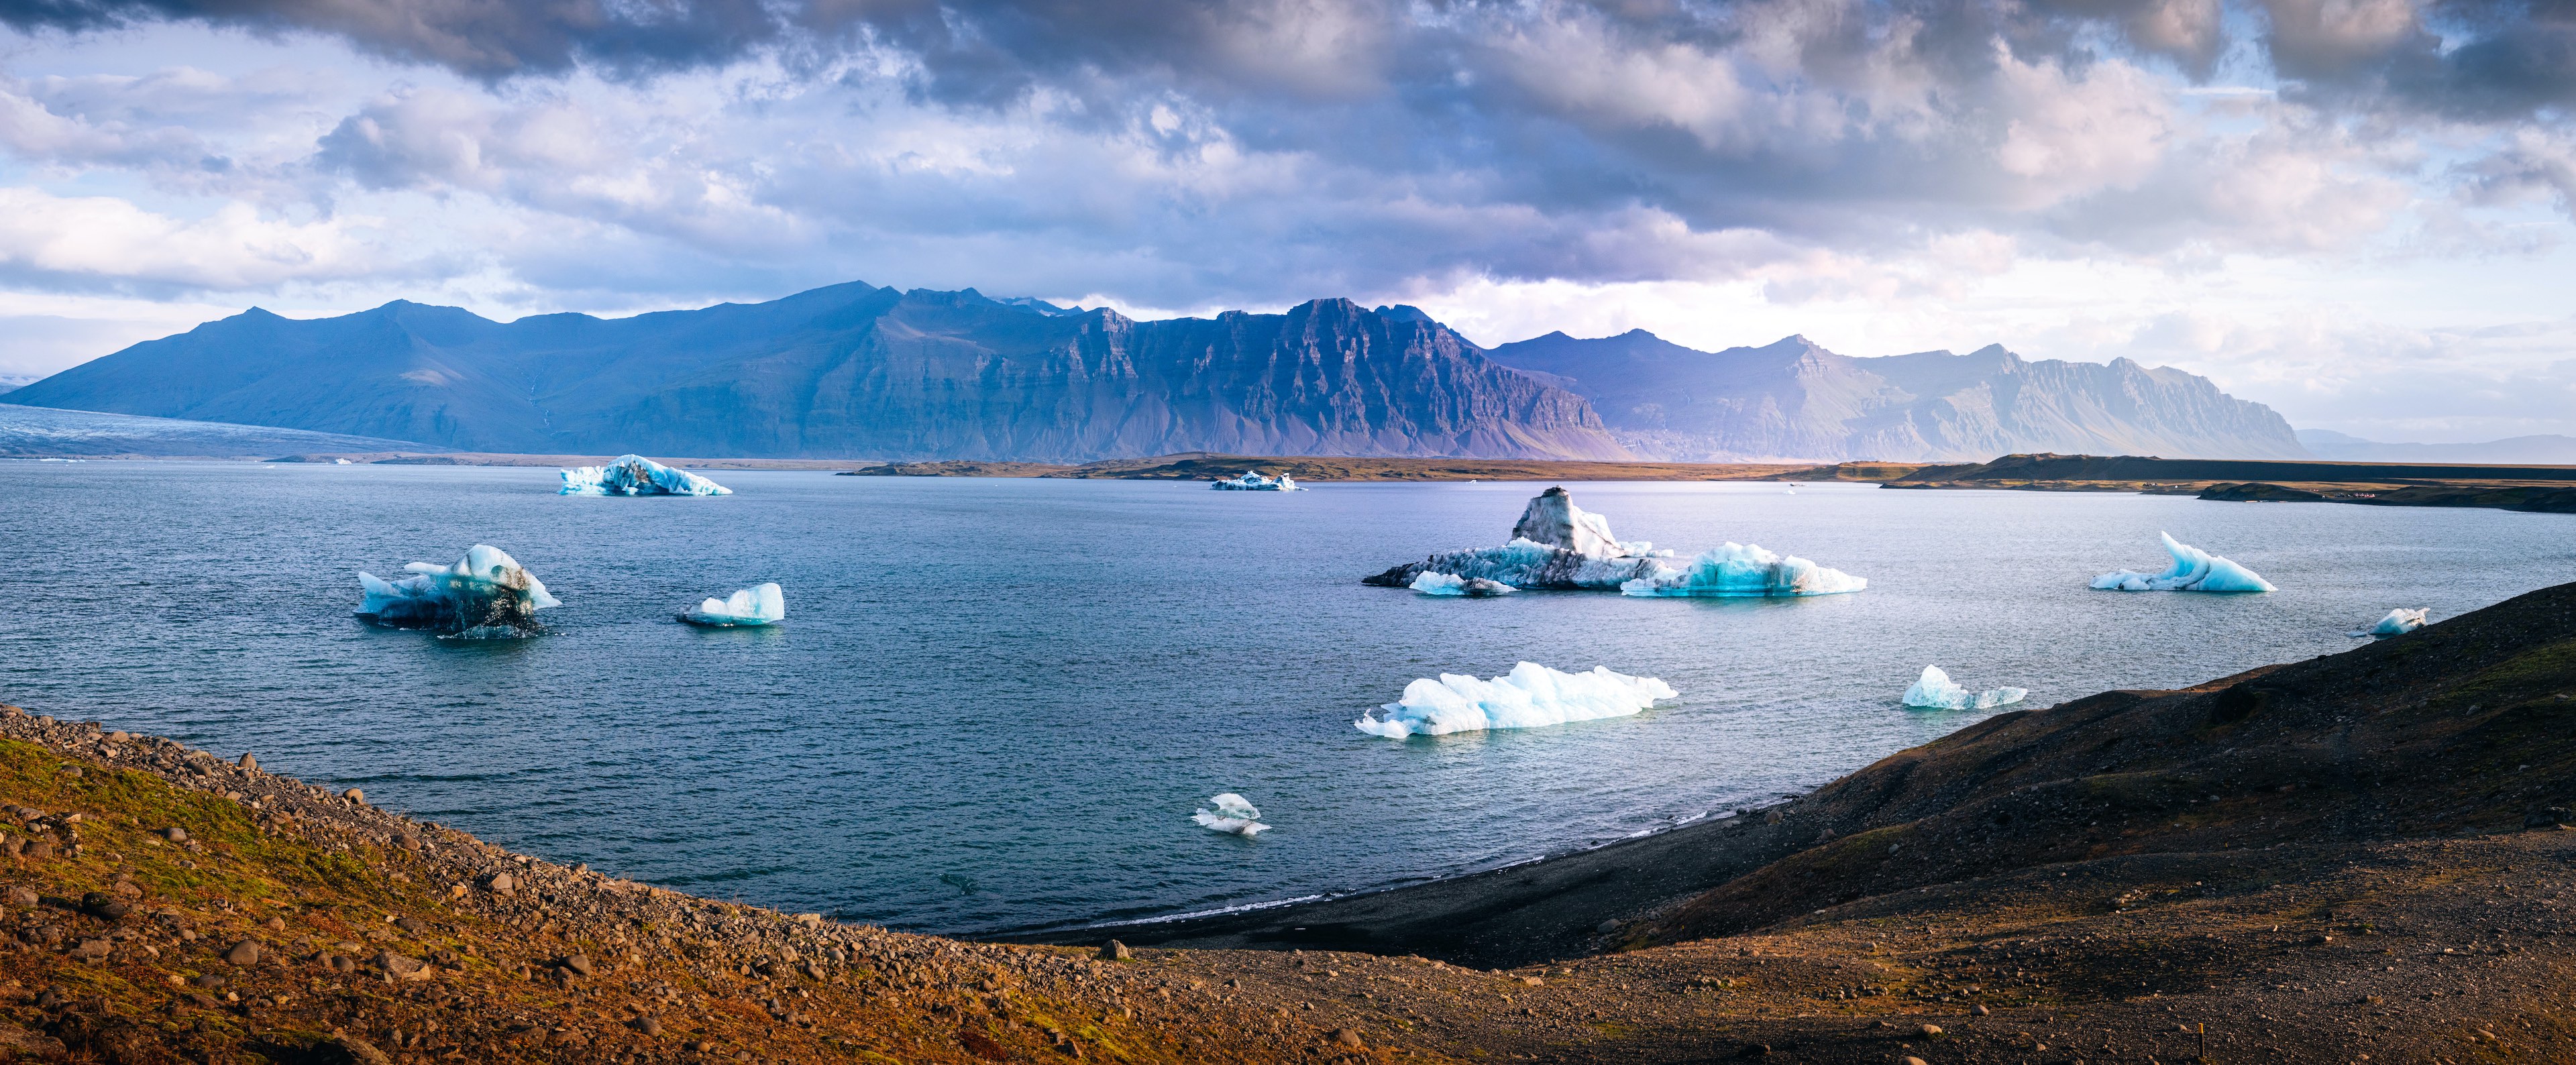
[357,545,559,638]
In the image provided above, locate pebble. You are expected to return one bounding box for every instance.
[1904,1058,1929,1065]
[631,1016,662,1035]
[237,752,257,771]
[564,952,596,976]
[1920,1023,1943,1037]
[224,940,263,966]
[157,826,187,843]
[1972,1003,1990,1016]
[343,788,364,803]
[5,887,34,907]
[1332,1027,1365,1048]
[1098,940,1132,961]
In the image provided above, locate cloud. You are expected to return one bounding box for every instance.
[0,185,387,290]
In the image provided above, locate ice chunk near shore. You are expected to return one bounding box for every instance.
[559,455,732,496]
[682,583,785,627]
[1354,663,1677,738]
[1619,543,1867,598]
[1211,471,1302,491]
[2351,608,2428,638]
[1901,665,2027,710]
[2090,532,2275,593]
[1191,793,1271,836]
[356,545,559,637]
[1408,572,1517,597]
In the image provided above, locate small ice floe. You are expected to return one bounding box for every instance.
[2090,532,2274,593]
[1191,793,1271,836]
[1211,471,1301,491]
[559,455,732,496]
[1619,543,1867,598]
[357,545,560,638]
[2350,608,2428,638]
[1408,572,1517,597]
[1355,662,1677,738]
[333,458,353,465]
[681,583,785,627]
[1901,665,2027,710]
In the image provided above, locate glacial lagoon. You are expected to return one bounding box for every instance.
[1,461,2570,935]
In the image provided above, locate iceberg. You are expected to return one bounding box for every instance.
[1408,571,1517,597]
[2351,607,2428,638]
[1191,793,1271,836]
[682,583,786,627]
[1900,665,2027,710]
[1354,662,1677,738]
[1618,543,1868,598]
[356,545,560,638]
[1211,471,1302,491]
[1366,486,1859,597]
[559,455,732,496]
[2090,532,2275,592]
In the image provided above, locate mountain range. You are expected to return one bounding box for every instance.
[2296,429,2576,465]
[1485,330,2307,461]
[10,282,2309,463]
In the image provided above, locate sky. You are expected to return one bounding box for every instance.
[1,0,2573,441]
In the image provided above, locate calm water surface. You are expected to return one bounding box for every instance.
[2,462,2571,932]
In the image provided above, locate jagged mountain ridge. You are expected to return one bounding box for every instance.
[7,284,1629,462]
[1485,329,2307,461]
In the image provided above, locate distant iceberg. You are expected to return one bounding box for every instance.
[1901,665,2027,710]
[2351,608,2428,638]
[2090,532,2274,592]
[1409,572,1517,597]
[1354,662,1677,738]
[1191,793,1271,836]
[682,583,785,627]
[1366,486,1859,597]
[358,545,559,638]
[1212,471,1301,491]
[1619,543,1867,598]
[560,455,732,496]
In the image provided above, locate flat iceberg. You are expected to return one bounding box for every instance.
[559,455,732,496]
[2090,532,2275,592]
[1211,471,1301,491]
[1901,665,2027,710]
[1354,662,1677,738]
[1408,572,1517,597]
[682,583,785,627]
[357,545,560,638]
[1191,793,1271,836]
[2351,607,2428,638]
[1618,543,1868,598]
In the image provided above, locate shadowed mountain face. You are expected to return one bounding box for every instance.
[9,284,1629,462]
[1485,330,2307,462]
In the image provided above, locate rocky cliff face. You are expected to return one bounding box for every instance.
[1485,330,2307,461]
[9,285,1629,461]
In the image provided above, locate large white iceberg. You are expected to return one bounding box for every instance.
[1191,793,1271,836]
[2090,532,2275,593]
[2351,608,2428,638]
[1900,665,2027,710]
[1211,471,1302,491]
[357,545,560,638]
[559,455,732,496]
[1619,543,1868,598]
[682,583,785,627]
[1408,571,1517,597]
[1354,662,1678,738]
[1366,486,1860,597]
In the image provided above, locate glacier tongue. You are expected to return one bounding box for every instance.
[1354,662,1677,738]
[1619,543,1867,598]
[2090,532,2274,592]
[683,583,786,627]
[1901,665,2027,710]
[356,545,560,637]
[560,455,732,496]
[1191,793,1271,835]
